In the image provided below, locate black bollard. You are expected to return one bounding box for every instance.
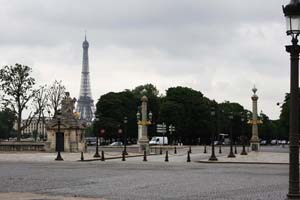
[55,151,63,161]
[81,152,84,161]
[174,146,177,154]
[160,146,163,155]
[165,150,169,162]
[204,144,207,154]
[122,151,126,161]
[189,146,192,154]
[219,145,222,154]
[234,143,237,154]
[101,151,105,161]
[143,150,147,162]
[187,151,191,162]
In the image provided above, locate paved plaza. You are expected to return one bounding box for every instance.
[0,146,290,200]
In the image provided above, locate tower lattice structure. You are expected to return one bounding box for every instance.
[76,36,95,122]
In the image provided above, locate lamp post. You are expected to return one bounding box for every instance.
[209,107,218,161]
[240,114,247,155]
[93,118,100,158]
[123,116,128,155]
[283,1,300,198]
[227,112,235,158]
[217,109,224,154]
[169,124,175,145]
[55,109,63,161]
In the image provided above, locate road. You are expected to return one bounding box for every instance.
[0,145,289,200]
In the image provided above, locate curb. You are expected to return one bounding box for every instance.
[197,160,289,165]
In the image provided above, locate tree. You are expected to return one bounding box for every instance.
[0,64,37,141]
[278,92,292,140]
[95,91,137,142]
[218,101,249,143]
[0,108,16,139]
[47,80,66,116]
[255,111,282,142]
[32,85,48,141]
[160,86,212,144]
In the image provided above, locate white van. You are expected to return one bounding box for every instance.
[149,136,168,145]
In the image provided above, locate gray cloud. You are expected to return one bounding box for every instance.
[0,0,291,119]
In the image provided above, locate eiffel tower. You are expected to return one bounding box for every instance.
[76,35,95,122]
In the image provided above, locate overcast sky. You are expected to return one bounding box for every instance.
[0,0,292,119]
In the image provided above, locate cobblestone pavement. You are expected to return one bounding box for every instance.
[0,158,288,199]
[0,192,103,200]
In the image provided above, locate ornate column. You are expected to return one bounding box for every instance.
[138,96,151,153]
[249,86,262,151]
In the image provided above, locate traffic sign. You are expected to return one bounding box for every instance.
[157,123,167,133]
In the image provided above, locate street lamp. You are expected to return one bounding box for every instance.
[283,1,300,198]
[55,109,63,161]
[240,114,248,155]
[209,107,218,161]
[136,111,152,125]
[169,124,175,145]
[227,112,235,158]
[93,118,100,158]
[123,116,128,155]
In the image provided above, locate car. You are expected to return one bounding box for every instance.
[260,140,267,145]
[86,137,97,145]
[109,141,123,146]
[280,140,287,145]
[270,140,278,145]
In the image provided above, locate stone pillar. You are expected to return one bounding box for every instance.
[250,86,260,151]
[138,96,150,153]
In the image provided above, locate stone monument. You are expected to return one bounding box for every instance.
[137,96,151,154]
[249,86,262,151]
[45,92,87,152]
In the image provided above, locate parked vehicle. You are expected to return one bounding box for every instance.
[149,136,168,145]
[109,141,123,146]
[270,140,278,145]
[219,133,230,145]
[278,140,287,145]
[86,137,97,145]
[260,140,267,145]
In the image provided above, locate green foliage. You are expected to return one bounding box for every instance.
[218,101,246,139]
[84,126,94,137]
[0,108,16,139]
[95,90,137,141]
[160,87,211,144]
[0,64,37,141]
[94,84,283,144]
[278,93,290,139]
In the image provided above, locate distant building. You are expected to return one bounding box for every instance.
[15,117,51,140]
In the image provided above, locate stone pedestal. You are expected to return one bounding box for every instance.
[45,92,87,152]
[45,122,86,152]
[139,139,150,153]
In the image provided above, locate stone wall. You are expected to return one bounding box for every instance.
[0,142,45,151]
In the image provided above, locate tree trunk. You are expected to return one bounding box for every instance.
[17,112,21,141]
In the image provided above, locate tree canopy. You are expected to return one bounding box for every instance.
[0,108,16,139]
[94,85,264,144]
[0,64,37,141]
